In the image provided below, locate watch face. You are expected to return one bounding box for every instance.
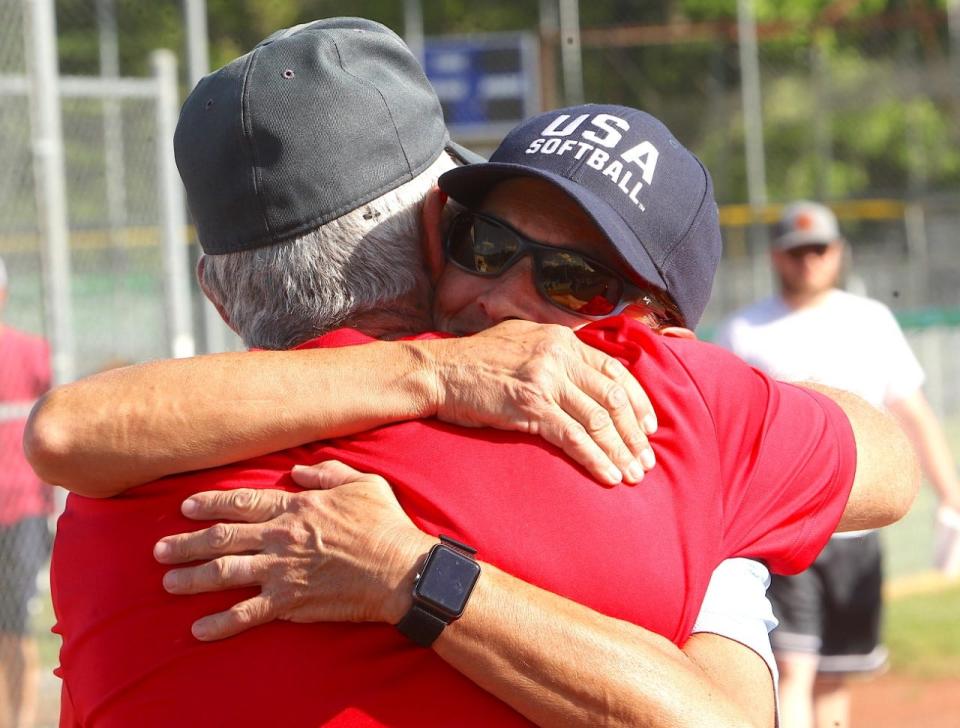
[416,546,480,616]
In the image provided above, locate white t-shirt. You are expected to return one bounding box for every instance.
[715,289,924,409]
[716,288,925,538]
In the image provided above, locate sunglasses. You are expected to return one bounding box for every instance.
[445,211,668,319]
[785,244,830,259]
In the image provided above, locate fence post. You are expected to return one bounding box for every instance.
[736,0,768,251]
[96,0,127,253]
[152,49,196,359]
[810,34,833,201]
[403,0,424,63]
[558,0,583,105]
[24,0,75,385]
[950,1,960,107]
[183,0,231,353]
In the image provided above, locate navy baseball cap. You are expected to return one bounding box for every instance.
[175,17,481,255]
[438,104,722,327]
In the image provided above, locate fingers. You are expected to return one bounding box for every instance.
[162,554,259,595]
[155,522,266,564]
[553,345,655,483]
[554,386,644,484]
[191,595,275,641]
[290,460,370,490]
[181,488,290,522]
[571,365,654,481]
[581,345,657,436]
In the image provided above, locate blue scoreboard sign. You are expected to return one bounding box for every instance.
[423,32,540,140]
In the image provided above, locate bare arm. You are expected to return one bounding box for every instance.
[434,564,770,728]
[887,389,960,511]
[25,321,656,496]
[800,382,920,531]
[156,464,772,728]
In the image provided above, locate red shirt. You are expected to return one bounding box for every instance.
[52,318,856,727]
[0,325,51,524]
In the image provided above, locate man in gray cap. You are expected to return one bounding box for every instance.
[34,22,915,728]
[716,200,960,728]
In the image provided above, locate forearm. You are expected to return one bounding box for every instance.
[24,342,438,496]
[800,382,919,531]
[161,474,768,728]
[888,392,960,510]
[429,565,760,728]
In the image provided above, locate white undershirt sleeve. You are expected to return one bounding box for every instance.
[691,558,780,720]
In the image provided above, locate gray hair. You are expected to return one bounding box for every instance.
[201,152,458,350]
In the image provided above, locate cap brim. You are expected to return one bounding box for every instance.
[775,230,837,250]
[438,162,666,290]
[445,139,486,165]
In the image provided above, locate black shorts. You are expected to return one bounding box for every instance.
[769,531,887,675]
[0,517,51,634]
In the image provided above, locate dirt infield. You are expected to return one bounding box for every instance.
[850,674,960,727]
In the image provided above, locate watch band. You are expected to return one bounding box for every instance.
[439,534,477,556]
[395,534,480,648]
[395,603,448,647]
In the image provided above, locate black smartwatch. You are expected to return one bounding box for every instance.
[395,535,481,647]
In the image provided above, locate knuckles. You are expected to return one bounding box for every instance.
[604,383,628,410]
[210,557,232,586]
[231,601,256,626]
[558,421,588,448]
[230,490,257,512]
[584,408,614,434]
[207,523,234,550]
[624,431,648,452]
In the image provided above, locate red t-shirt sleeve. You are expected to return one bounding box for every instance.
[673,340,858,574]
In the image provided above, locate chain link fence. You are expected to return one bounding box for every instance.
[1,1,197,723]
[0,0,52,724]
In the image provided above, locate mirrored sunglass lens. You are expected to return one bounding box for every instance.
[448,217,519,274]
[538,252,620,315]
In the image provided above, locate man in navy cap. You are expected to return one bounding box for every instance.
[32,19,916,728]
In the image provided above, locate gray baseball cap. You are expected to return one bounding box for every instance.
[175,17,479,255]
[774,201,842,249]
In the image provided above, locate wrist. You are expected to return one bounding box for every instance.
[397,340,444,419]
[381,529,435,624]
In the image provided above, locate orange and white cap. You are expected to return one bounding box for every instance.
[774,201,841,249]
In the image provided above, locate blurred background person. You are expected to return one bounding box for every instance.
[716,201,960,728]
[0,257,51,728]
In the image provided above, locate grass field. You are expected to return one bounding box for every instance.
[885,582,960,679]
[852,581,960,727]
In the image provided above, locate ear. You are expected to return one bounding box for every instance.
[619,306,697,340]
[421,185,448,285]
[196,256,232,328]
[660,326,697,340]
